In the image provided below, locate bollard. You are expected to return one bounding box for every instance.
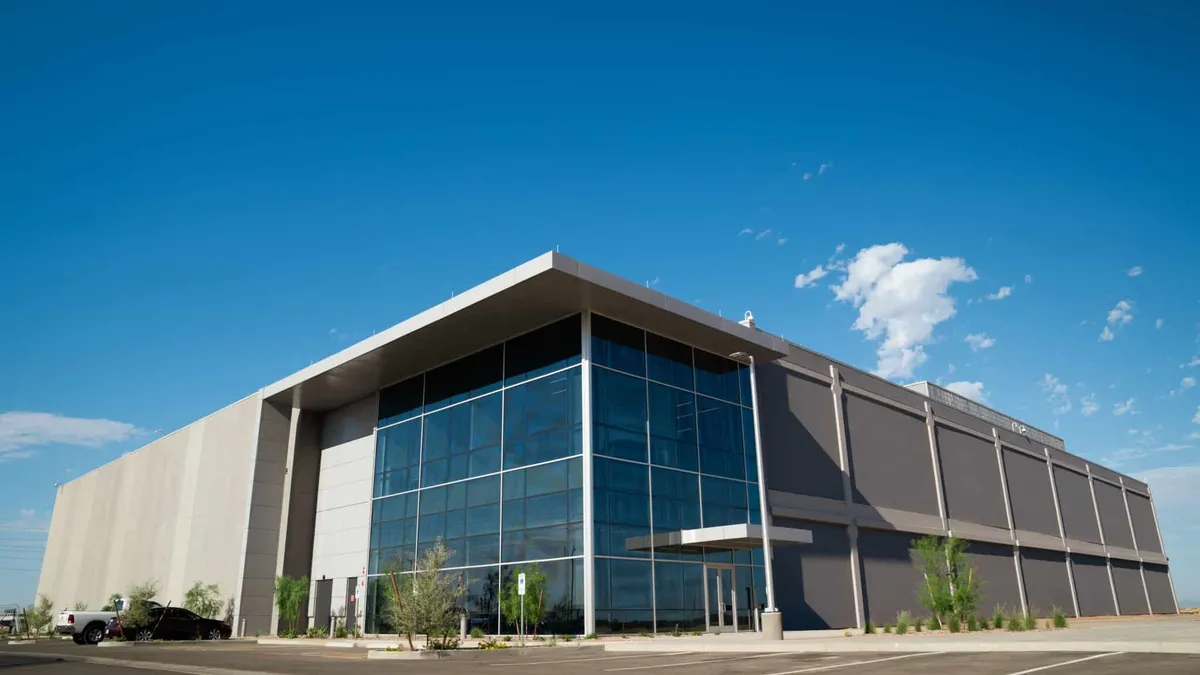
[460,614,467,640]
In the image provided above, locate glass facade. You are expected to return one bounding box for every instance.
[365,312,766,636]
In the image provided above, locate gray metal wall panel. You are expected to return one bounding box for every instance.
[838,368,928,412]
[1144,564,1176,614]
[1126,493,1161,554]
[858,528,928,623]
[781,345,835,377]
[1123,477,1148,493]
[773,519,857,630]
[929,402,994,439]
[966,542,1023,617]
[1071,554,1115,616]
[844,394,940,517]
[1049,449,1086,472]
[936,426,1008,530]
[1003,450,1060,537]
[759,364,845,502]
[1020,549,1074,618]
[1111,559,1148,615]
[1055,467,1102,544]
[1094,482,1134,550]
[1091,465,1123,485]
[996,429,1041,456]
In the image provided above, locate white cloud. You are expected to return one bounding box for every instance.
[1099,326,1115,341]
[1040,374,1072,414]
[794,265,828,289]
[739,228,755,236]
[1128,266,1143,277]
[0,411,141,462]
[1081,394,1099,417]
[1136,464,1200,513]
[755,229,773,240]
[1184,377,1196,390]
[1113,398,1136,416]
[1190,431,1200,440]
[0,508,50,533]
[829,243,977,379]
[1107,299,1135,325]
[834,243,845,255]
[803,172,812,181]
[945,381,988,404]
[947,363,956,375]
[1104,443,1192,466]
[1156,318,1164,329]
[819,162,832,175]
[1195,406,1200,425]
[777,237,788,246]
[964,333,996,351]
[1024,274,1033,285]
[986,286,1013,301]
[1182,356,1200,368]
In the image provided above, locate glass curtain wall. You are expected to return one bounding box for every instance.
[366,314,585,635]
[591,314,766,634]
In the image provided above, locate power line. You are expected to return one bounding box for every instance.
[0,567,39,573]
[0,536,47,542]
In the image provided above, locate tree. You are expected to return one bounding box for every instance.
[499,563,547,636]
[73,602,88,611]
[223,596,236,626]
[102,594,122,612]
[121,581,161,633]
[183,582,223,619]
[385,539,467,650]
[911,535,980,625]
[25,595,54,637]
[273,575,309,634]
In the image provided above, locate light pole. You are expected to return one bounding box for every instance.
[729,351,782,639]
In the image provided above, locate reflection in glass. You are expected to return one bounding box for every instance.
[504,367,583,469]
[375,419,422,497]
[421,393,502,487]
[595,557,653,634]
[654,562,705,633]
[424,344,504,412]
[694,349,741,404]
[648,383,697,471]
[370,492,418,574]
[591,314,646,377]
[593,368,648,463]
[505,315,581,386]
[646,333,694,391]
[378,375,423,427]
[500,558,584,635]
[701,475,749,528]
[697,396,745,480]
[502,458,583,562]
[594,457,651,558]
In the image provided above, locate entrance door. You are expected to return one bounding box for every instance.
[314,579,332,634]
[346,577,358,635]
[704,565,737,633]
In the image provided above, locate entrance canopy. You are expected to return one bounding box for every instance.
[624,523,813,554]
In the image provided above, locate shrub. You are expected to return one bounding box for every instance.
[334,626,348,639]
[122,581,161,633]
[1051,606,1068,629]
[469,626,486,638]
[562,634,573,642]
[480,637,507,650]
[911,535,981,627]
[992,607,1005,630]
[978,616,989,630]
[1023,614,1037,631]
[584,632,598,640]
[427,628,460,651]
[503,635,512,642]
[1006,616,1024,632]
[306,627,328,638]
[273,575,309,634]
[928,615,941,631]
[25,595,55,637]
[914,617,924,632]
[883,625,892,634]
[896,610,911,635]
[864,622,875,634]
[383,540,468,651]
[73,602,88,611]
[947,616,961,633]
[966,616,978,631]
[637,630,653,638]
[670,624,683,637]
[184,582,223,619]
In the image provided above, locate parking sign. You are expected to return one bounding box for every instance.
[518,572,526,596]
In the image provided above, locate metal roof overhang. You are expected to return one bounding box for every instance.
[624,523,813,554]
[263,252,789,412]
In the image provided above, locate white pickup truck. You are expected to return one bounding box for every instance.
[55,600,161,644]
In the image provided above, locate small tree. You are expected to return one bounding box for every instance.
[223,596,236,626]
[499,563,547,636]
[102,594,122,612]
[183,582,223,619]
[73,602,88,611]
[911,535,980,625]
[122,580,161,633]
[273,575,309,634]
[385,539,467,650]
[25,595,54,637]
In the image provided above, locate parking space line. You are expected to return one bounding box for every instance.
[606,652,792,671]
[1003,652,1123,675]
[491,652,696,666]
[759,651,947,675]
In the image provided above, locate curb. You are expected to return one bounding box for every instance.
[602,640,1200,655]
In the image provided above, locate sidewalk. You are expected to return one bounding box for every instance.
[603,617,1200,655]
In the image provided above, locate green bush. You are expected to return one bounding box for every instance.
[864,622,875,634]
[966,616,978,631]
[1023,614,1037,631]
[914,617,924,632]
[1051,606,1068,629]
[895,610,911,635]
[584,632,598,640]
[978,616,989,630]
[992,607,1005,630]
[883,625,892,634]
[306,627,328,638]
[469,626,486,638]
[637,630,653,638]
[1006,616,1024,632]
[947,616,961,633]
[911,535,981,627]
[927,615,941,631]
[184,582,223,619]
[334,626,347,639]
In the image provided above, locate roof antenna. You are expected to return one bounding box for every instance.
[740,311,756,329]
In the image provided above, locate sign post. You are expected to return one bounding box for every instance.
[518,573,526,646]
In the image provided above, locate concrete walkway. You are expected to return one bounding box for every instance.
[603,617,1200,655]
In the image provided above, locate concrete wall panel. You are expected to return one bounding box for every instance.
[1020,548,1074,618]
[1003,450,1059,537]
[773,519,856,630]
[936,426,1008,530]
[1054,467,1101,544]
[1071,554,1115,616]
[1144,564,1176,614]
[1126,493,1161,554]
[1094,482,1134,550]
[759,364,844,502]
[844,395,939,517]
[965,542,1022,617]
[1111,559,1148,615]
[858,528,926,623]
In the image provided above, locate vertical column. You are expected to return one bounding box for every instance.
[1044,449,1080,617]
[1086,464,1120,616]
[580,311,596,636]
[925,403,948,531]
[270,405,302,633]
[992,430,1027,617]
[829,365,863,630]
[1119,479,1153,615]
[1147,487,1180,614]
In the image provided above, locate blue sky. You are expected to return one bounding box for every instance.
[2,1,1199,608]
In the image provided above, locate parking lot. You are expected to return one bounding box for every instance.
[4,641,1200,675]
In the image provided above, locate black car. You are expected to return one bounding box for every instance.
[106,607,232,641]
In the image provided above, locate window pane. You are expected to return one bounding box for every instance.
[505,314,582,386]
[738,364,752,408]
[422,393,502,486]
[501,459,583,562]
[694,349,741,403]
[696,396,745,480]
[654,562,705,633]
[595,558,653,634]
[646,333,694,391]
[648,384,698,471]
[742,407,758,482]
[593,367,647,463]
[465,567,501,633]
[651,467,701,532]
[378,375,423,426]
[374,419,422,497]
[504,367,582,469]
[424,344,504,411]
[500,559,584,635]
[591,315,646,377]
[701,475,748,527]
[594,458,650,557]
